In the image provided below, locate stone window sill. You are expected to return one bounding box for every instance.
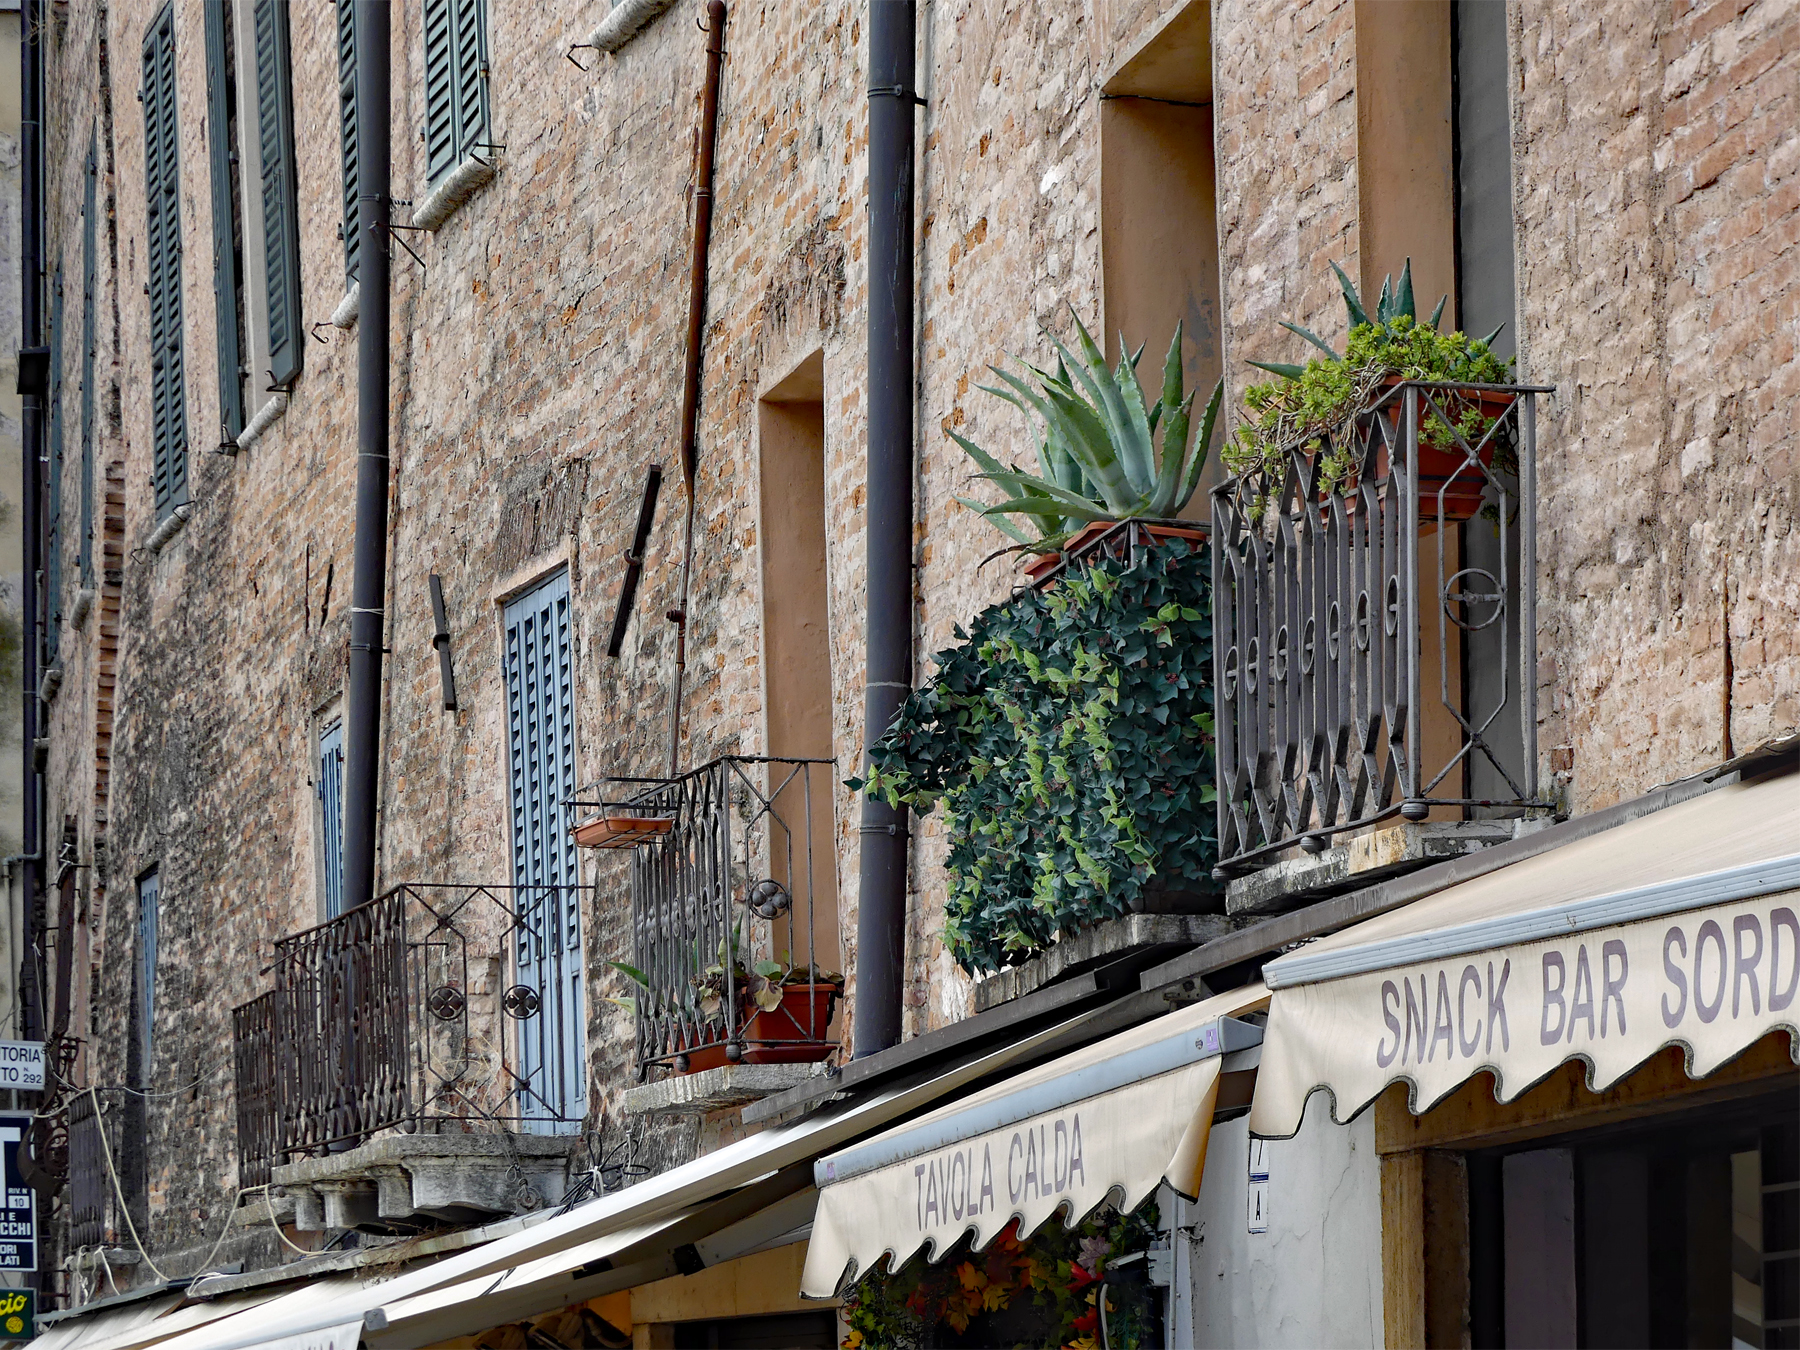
[586,0,677,53]
[413,154,498,233]
[237,391,289,452]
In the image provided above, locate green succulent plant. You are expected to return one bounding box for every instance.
[950,306,1225,555]
[1224,258,1515,488]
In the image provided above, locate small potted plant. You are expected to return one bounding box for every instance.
[950,307,1224,578]
[1227,259,1516,522]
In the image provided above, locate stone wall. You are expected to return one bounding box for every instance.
[26,0,1796,1290]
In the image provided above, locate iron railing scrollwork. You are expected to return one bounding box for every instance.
[232,883,587,1178]
[577,757,839,1078]
[1211,380,1553,871]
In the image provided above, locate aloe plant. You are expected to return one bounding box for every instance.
[951,307,1224,554]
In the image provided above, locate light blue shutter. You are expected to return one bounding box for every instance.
[46,271,64,666]
[336,0,359,284]
[318,722,346,918]
[422,0,488,187]
[253,0,302,388]
[80,137,97,588]
[203,0,244,437]
[142,5,188,520]
[502,571,584,1130]
[138,871,161,1083]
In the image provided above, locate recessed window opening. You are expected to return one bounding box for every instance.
[317,719,346,919]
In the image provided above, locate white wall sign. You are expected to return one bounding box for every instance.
[1247,1137,1270,1233]
[0,1045,43,1092]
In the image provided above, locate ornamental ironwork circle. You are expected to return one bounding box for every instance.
[1354,591,1372,653]
[502,984,541,1020]
[1385,576,1402,636]
[1301,618,1317,675]
[743,878,791,920]
[427,985,466,1022]
[1327,603,1342,660]
[1222,646,1240,699]
[1245,638,1260,693]
[1442,567,1506,631]
[1272,627,1290,683]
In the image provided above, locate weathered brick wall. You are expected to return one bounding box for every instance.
[30,0,1796,1290]
[1513,0,1799,808]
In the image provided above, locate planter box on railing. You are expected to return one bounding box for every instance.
[1210,380,1554,872]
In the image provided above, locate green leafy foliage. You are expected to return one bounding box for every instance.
[949,307,1225,555]
[1227,259,1515,492]
[851,543,1216,974]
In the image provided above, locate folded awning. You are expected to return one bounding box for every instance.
[1250,771,1800,1139]
[32,1295,187,1350]
[801,984,1268,1299]
[152,1010,1100,1350]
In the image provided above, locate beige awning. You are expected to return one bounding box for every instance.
[1249,772,1800,1139]
[151,1010,1100,1350]
[801,984,1268,1299]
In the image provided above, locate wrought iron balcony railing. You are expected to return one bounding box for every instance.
[577,757,840,1078]
[232,883,586,1180]
[1211,380,1552,872]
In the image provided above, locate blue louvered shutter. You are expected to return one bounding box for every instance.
[253,0,302,389]
[502,571,584,1130]
[46,272,64,665]
[137,871,160,1084]
[336,0,359,284]
[423,0,488,187]
[142,6,188,521]
[318,721,346,918]
[203,0,244,438]
[80,138,97,589]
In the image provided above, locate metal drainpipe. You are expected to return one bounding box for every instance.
[665,0,728,779]
[19,0,45,1052]
[342,0,391,910]
[854,0,916,1059]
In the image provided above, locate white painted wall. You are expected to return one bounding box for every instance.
[1174,1094,1383,1348]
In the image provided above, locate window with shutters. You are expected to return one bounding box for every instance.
[141,4,188,522]
[251,0,303,390]
[46,270,64,665]
[203,0,248,438]
[80,136,98,589]
[337,0,359,286]
[317,720,346,919]
[502,570,585,1130]
[423,0,491,188]
[135,869,160,1088]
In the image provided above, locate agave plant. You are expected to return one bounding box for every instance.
[950,306,1224,555]
[1247,257,1501,381]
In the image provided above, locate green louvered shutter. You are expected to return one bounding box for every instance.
[142,5,188,521]
[337,0,359,284]
[203,0,245,438]
[254,0,302,389]
[423,0,488,188]
[80,137,97,588]
[452,0,489,164]
[46,272,64,664]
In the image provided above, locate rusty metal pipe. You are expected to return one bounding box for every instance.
[667,0,728,777]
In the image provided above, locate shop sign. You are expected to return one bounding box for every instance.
[1251,892,1800,1139]
[0,1047,43,1093]
[0,1118,35,1273]
[0,1287,33,1340]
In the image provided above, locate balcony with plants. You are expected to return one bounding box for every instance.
[854,313,1234,1007]
[1210,261,1554,916]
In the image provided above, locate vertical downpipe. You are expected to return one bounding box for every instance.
[343,0,391,910]
[19,0,44,1051]
[854,0,916,1058]
[666,0,728,778]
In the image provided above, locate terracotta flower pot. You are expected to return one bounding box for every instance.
[1330,380,1520,525]
[678,983,841,1073]
[572,815,674,849]
[1023,519,1209,581]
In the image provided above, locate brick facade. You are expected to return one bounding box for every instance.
[23,0,1794,1294]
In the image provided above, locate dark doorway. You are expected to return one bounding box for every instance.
[669,1311,839,1349]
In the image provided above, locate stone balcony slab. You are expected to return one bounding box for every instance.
[622,1062,831,1117]
[973,912,1246,1014]
[272,1132,579,1233]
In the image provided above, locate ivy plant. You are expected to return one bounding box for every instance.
[852,542,1216,974]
